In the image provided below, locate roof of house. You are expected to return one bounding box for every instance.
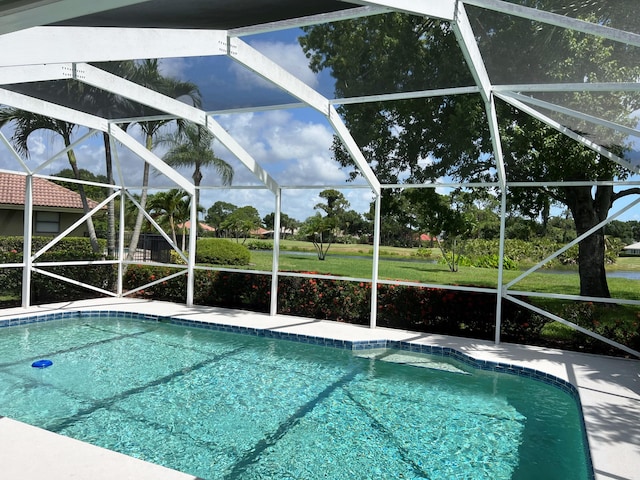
[0,172,99,210]
[178,221,216,232]
[623,242,640,250]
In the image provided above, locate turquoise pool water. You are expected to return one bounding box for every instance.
[0,316,591,479]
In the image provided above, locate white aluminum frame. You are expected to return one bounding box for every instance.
[1,0,639,357]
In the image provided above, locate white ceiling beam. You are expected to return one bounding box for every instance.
[75,63,207,125]
[496,92,640,174]
[464,0,640,49]
[0,63,70,84]
[0,87,107,131]
[342,0,456,21]
[75,63,280,194]
[204,116,280,195]
[0,0,150,35]
[500,91,640,140]
[452,3,492,102]
[228,37,380,194]
[228,37,330,115]
[453,3,507,188]
[329,106,381,195]
[108,124,196,195]
[493,83,640,93]
[0,27,228,67]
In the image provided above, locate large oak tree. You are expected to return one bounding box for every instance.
[300,4,640,297]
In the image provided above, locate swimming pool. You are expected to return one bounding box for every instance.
[0,312,592,479]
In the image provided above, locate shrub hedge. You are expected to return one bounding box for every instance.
[196,238,250,265]
[123,266,553,344]
[0,236,114,305]
[123,264,640,355]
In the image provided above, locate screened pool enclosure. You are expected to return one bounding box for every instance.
[1,0,639,357]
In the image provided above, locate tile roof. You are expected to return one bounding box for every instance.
[178,221,216,232]
[0,172,99,210]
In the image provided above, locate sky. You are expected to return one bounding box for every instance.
[0,27,377,224]
[1,26,640,225]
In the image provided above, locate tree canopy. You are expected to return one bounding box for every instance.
[300,5,640,297]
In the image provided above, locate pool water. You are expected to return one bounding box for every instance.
[0,317,591,479]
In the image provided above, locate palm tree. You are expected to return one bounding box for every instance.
[147,189,202,251]
[147,189,188,248]
[124,60,201,261]
[84,61,138,258]
[0,105,101,253]
[157,121,234,227]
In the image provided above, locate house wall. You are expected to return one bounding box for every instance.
[0,208,90,237]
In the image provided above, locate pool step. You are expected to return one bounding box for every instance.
[355,349,471,375]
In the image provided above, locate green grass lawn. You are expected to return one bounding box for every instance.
[249,247,640,300]
[248,244,640,352]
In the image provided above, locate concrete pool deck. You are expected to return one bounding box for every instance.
[0,298,638,480]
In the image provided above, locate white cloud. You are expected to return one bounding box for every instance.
[229,40,319,91]
[158,58,191,80]
[218,111,345,188]
[200,110,374,221]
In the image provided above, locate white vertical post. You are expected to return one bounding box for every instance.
[186,191,198,306]
[495,187,508,344]
[370,192,382,328]
[117,187,126,297]
[270,189,282,316]
[112,134,126,297]
[21,174,33,308]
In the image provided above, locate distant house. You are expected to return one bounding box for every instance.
[0,172,100,237]
[178,220,216,233]
[623,242,640,256]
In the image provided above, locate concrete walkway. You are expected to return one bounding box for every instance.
[0,298,638,480]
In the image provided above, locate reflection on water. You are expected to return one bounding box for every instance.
[539,269,640,280]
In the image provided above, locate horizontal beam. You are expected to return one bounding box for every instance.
[0,63,70,85]
[0,27,227,67]
[0,87,107,131]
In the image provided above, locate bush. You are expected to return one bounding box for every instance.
[245,240,273,251]
[413,248,432,259]
[553,302,640,354]
[196,238,250,265]
[0,236,114,304]
[123,266,638,357]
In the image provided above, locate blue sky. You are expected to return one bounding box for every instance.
[1,26,640,225]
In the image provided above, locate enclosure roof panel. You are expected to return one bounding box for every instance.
[49,0,353,30]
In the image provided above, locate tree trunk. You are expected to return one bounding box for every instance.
[563,185,611,298]
[103,132,116,258]
[66,146,101,255]
[192,167,202,247]
[126,134,152,261]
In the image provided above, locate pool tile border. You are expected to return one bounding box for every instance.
[0,308,582,397]
[0,308,594,478]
